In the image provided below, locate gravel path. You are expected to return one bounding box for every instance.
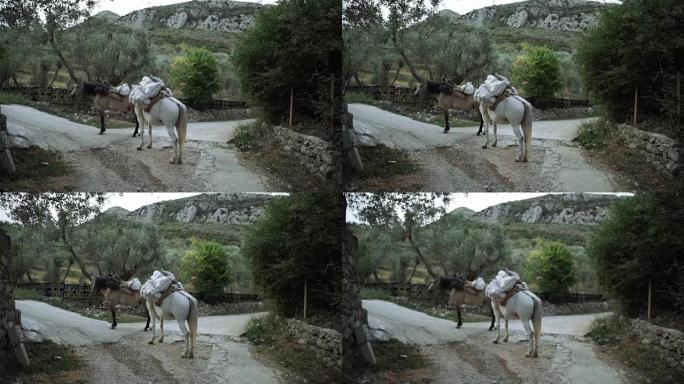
[3,104,273,192]
[350,103,623,192]
[365,300,627,384]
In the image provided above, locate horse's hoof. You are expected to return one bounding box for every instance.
[158,339,164,343]
[443,129,450,134]
[188,354,194,359]
[181,354,187,359]
[533,352,538,358]
[169,159,176,164]
[482,145,488,149]
[111,325,116,329]
[493,340,499,344]
[137,147,143,151]
[522,157,528,163]
[457,325,462,329]
[147,144,152,149]
[177,159,182,164]
[99,132,105,135]
[148,340,154,345]
[489,327,495,331]
[503,338,508,343]
[492,143,497,147]
[515,157,522,162]
[143,328,149,332]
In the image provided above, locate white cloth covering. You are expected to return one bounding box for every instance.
[140,270,184,301]
[486,270,525,300]
[112,84,130,96]
[124,277,141,291]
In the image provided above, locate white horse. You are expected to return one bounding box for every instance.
[130,87,188,164]
[490,289,543,358]
[479,95,534,162]
[144,290,199,358]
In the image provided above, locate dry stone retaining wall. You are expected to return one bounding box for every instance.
[631,319,684,373]
[270,126,337,181]
[0,231,21,363]
[617,124,683,179]
[286,318,342,368]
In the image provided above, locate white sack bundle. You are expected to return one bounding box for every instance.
[140,279,161,300]
[474,84,495,104]
[473,277,486,290]
[113,84,130,96]
[125,277,141,291]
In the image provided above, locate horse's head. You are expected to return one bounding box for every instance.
[69,81,83,97]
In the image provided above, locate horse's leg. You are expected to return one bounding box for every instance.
[177,318,190,358]
[144,304,150,331]
[158,315,164,343]
[110,304,117,329]
[99,110,106,135]
[456,304,463,328]
[503,317,509,343]
[138,112,146,151]
[521,319,535,357]
[512,123,524,162]
[166,126,179,164]
[443,109,450,134]
[489,303,496,331]
[476,107,484,136]
[492,122,498,147]
[493,303,501,344]
[481,105,490,149]
[133,112,139,137]
[147,301,156,344]
[147,120,153,149]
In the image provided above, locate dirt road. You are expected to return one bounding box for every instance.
[364,299,627,384]
[350,103,622,192]
[3,104,273,192]
[17,300,283,384]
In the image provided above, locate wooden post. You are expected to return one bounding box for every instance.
[677,71,681,130]
[647,278,652,320]
[330,75,335,138]
[289,86,294,129]
[633,85,638,125]
[303,278,308,320]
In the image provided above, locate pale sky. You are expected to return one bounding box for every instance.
[93,0,277,17]
[438,0,620,15]
[346,192,631,224]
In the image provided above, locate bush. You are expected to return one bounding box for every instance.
[171,47,219,109]
[0,92,32,105]
[232,0,341,125]
[512,44,561,101]
[345,92,375,105]
[575,119,613,150]
[242,194,343,317]
[586,313,630,345]
[13,288,42,301]
[181,239,231,301]
[577,0,684,126]
[525,239,577,297]
[232,121,270,151]
[590,193,684,317]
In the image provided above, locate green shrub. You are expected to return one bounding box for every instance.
[171,47,219,109]
[232,121,270,151]
[345,92,375,105]
[586,313,630,345]
[360,288,393,301]
[244,314,277,345]
[13,288,42,300]
[0,92,32,105]
[576,119,613,150]
[242,194,343,317]
[181,239,231,301]
[232,0,341,125]
[525,239,577,296]
[512,44,561,101]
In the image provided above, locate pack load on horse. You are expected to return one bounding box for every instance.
[428,275,496,330]
[485,269,543,357]
[129,76,188,164]
[474,74,534,162]
[414,78,484,135]
[140,270,198,358]
[92,274,150,330]
[70,80,140,136]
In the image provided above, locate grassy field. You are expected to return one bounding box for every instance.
[0,147,74,192]
[1,341,85,384]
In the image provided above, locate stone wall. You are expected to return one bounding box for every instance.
[617,124,683,179]
[286,318,342,368]
[630,319,684,374]
[270,126,337,181]
[0,230,21,363]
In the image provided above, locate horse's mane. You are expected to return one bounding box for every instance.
[94,275,121,291]
[438,276,465,290]
[424,80,454,96]
[82,81,111,96]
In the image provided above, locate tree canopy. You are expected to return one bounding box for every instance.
[171,46,219,109]
[525,239,577,297]
[512,45,561,102]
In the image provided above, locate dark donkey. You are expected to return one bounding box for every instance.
[428,276,495,330]
[414,80,484,135]
[70,81,140,136]
[92,275,150,330]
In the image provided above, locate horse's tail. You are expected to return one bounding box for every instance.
[520,97,533,146]
[186,294,198,346]
[530,292,542,335]
[176,102,188,147]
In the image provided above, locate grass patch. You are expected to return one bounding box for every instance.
[344,340,430,383]
[588,313,683,384]
[576,119,612,150]
[232,121,270,151]
[426,114,478,128]
[0,92,33,105]
[78,117,134,130]
[361,288,394,301]
[244,313,341,384]
[356,145,420,179]
[1,341,85,384]
[0,147,74,191]
[14,288,43,301]
[345,92,376,105]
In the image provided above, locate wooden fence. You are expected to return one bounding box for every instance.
[18,283,260,303]
[364,282,604,304]
[345,85,591,110]
[0,86,247,110]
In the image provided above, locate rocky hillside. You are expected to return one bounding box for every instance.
[105,193,276,225]
[100,0,264,32]
[473,193,623,225]
[440,0,611,31]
